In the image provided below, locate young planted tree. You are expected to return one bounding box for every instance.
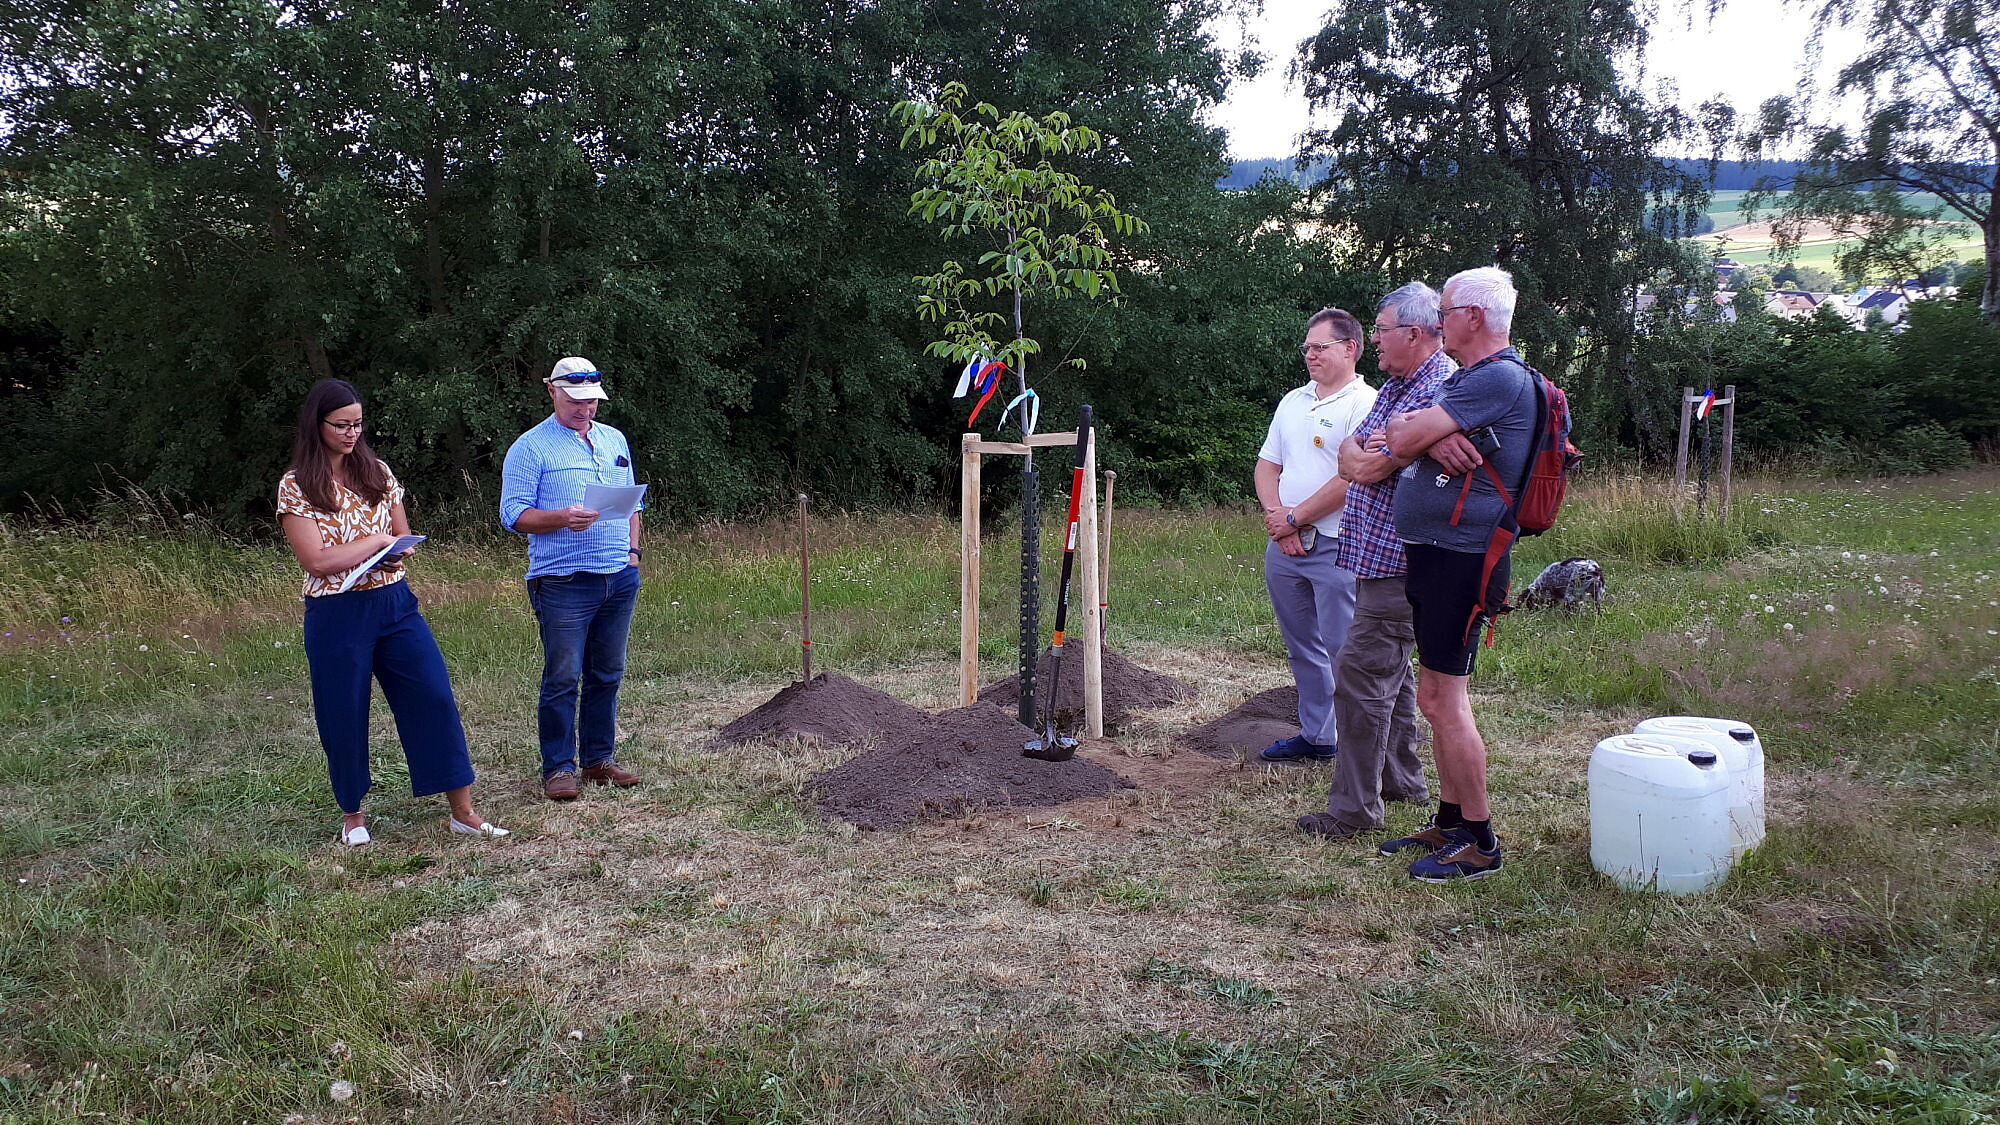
[891,82,1146,726]
[1743,0,2000,321]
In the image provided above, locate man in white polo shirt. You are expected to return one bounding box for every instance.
[1253,306,1377,761]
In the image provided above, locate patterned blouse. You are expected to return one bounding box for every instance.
[277,465,408,598]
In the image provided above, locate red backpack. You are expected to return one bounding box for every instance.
[1449,366,1582,644]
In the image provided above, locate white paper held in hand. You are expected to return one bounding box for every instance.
[582,482,647,520]
[336,535,427,594]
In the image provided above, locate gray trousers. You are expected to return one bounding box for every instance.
[1263,537,1356,746]
[1321,575,1429,830]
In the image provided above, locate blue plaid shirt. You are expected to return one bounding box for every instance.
[1333,349,1456,579]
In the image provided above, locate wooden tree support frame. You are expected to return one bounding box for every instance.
[960,430,1104,738]
[1673,384,1738,519]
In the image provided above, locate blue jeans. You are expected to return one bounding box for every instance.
[527,565,641,779]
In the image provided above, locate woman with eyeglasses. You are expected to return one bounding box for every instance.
[277,378,508,845]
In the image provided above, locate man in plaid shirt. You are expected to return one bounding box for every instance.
[1297,283,1478,839]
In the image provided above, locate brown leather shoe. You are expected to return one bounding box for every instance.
[581,762,642,788]
[1296,812,1370,840]
[544,771,580,801]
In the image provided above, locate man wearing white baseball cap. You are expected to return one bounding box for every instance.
[500,357,645,801]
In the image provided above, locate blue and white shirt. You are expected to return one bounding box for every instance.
[500,415,643,580]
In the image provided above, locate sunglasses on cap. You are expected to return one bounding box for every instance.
[547,371,602,385]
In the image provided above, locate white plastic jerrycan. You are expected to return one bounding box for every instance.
[1633,716,1766,858]
[1589,733,1736,894]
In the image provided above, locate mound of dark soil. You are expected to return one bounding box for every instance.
[812,702,1133,829]
[977,647,1192,732]
[1181,686,1299,759]
[715,672,931,747]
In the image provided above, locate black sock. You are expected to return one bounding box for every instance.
[1436,802,1464,829]
[1461,818,1497,851]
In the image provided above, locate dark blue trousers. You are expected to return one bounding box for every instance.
[303,581,476,813]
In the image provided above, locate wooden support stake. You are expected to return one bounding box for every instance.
[956,426,1105,732]
[1719,384,1737,520]
[798,493,812,683]
[1099,470,1116,639]
[959,433,982,707]
[1078,438,1103,739]
[964,431,1081,456]
[1673,386,1695,499]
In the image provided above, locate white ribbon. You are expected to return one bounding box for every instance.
[1004,389,1040,437]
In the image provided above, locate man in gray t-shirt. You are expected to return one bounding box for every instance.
[1377,266,1539,884]
[1392,353,1536,550]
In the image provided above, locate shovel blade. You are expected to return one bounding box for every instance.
[1022,734,1079,762]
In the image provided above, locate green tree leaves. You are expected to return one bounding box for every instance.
[1740,0,1999,321]
[893,82,1147,409]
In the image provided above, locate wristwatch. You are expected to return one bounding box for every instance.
[629,547,644,560]
[1285,512,1297,527]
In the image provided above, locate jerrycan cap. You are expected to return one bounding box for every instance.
[1729,728,1755,742]
[1688,749,1719,768]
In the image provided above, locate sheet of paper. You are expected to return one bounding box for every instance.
[336,534,427,594]
[582,482,648,520]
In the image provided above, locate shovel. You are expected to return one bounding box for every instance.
[1023,404,1093,762]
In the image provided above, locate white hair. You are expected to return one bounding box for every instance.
[1443,266,1516,333]
[1378,282,1441,335]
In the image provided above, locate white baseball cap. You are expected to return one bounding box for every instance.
[545,356,608,401]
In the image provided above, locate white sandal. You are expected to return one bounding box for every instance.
[338,823,372,847]
[449,816,510,838]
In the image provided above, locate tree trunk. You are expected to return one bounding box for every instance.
[1984,216,1999,323]
[424,145,448,317]
[243,96,332,382]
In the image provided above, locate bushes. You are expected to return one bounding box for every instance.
[1629,295,2000,475]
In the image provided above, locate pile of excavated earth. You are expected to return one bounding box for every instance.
[1180,685,1301,759]
[716,653,1190,829]
[974,647,1192,734]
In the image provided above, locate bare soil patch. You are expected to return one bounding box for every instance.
[976,646,1192,732]
[811,702,1134,829]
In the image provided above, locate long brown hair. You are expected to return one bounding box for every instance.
[289,379,391,512]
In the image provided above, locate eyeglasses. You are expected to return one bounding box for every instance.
[321,419,366,435]
[549,372,602,385]
[1367,324,1423,338]
[1440,304,1482,317]
[1298,340,1355,356]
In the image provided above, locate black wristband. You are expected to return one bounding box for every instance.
[629,547,643,560]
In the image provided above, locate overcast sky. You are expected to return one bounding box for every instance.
[1206,1,1869,160]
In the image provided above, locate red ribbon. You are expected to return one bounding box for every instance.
[966,361,1008,426]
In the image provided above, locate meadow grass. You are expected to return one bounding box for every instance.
[1,468,1997,1123]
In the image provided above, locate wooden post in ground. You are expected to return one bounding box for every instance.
[1719,384,1737,520]
[960,433,982,706]
[1673,386,1695,499]
[957,430,1097,726]
[1078,437,1103,739]
[798,493,812,683]
[1099,470,1116,639]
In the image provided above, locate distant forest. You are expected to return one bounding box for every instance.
[1219,158,1816,192]
[1221,157,1992,193]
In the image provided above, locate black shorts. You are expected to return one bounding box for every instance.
[1404,543,1509,677]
